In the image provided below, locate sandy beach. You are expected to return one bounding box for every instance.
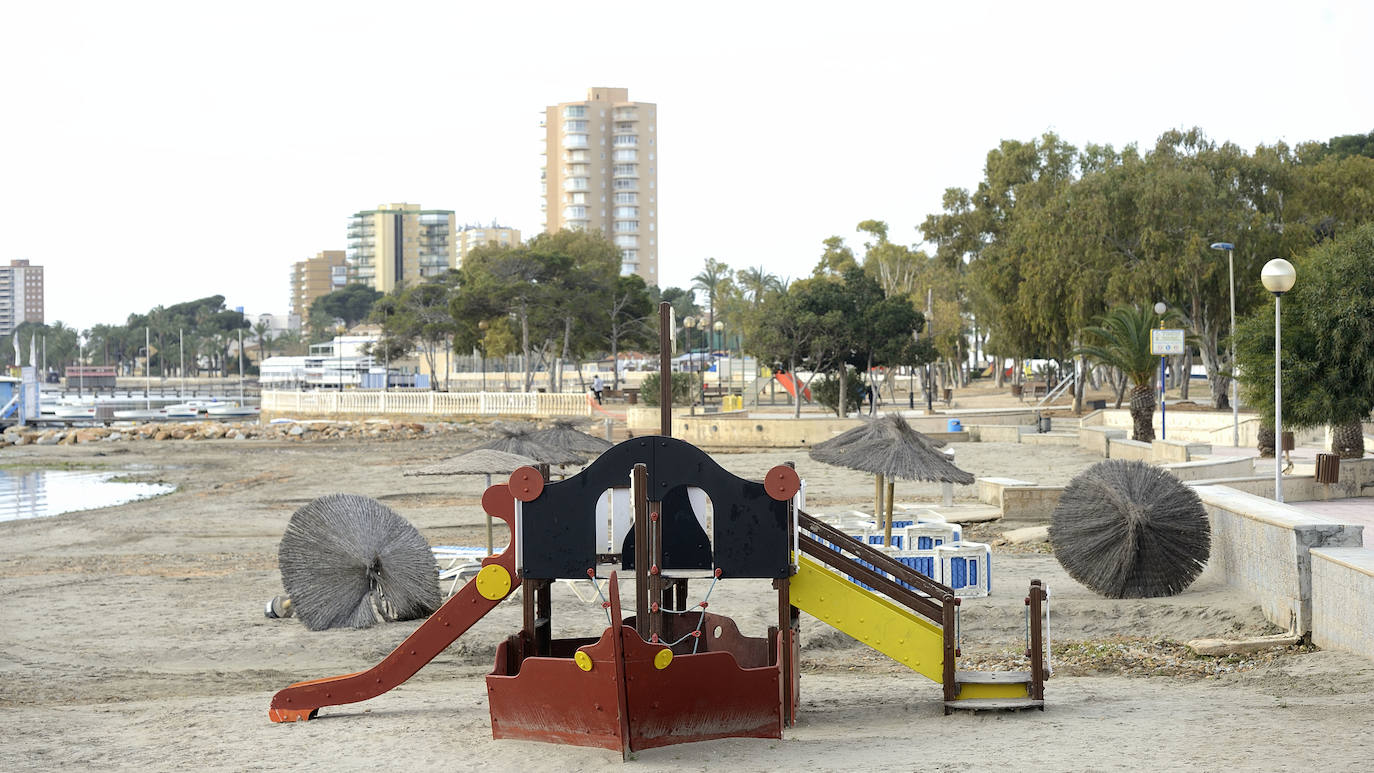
[4,429,1374,772]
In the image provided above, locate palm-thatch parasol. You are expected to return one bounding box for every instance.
[404,448,538,554]
[529,419,613,457]
[808,414,973,545]
[473,422,587,467]
[278,494,441,631]
[1049,459,1210,598]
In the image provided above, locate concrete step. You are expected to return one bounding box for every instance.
[944,698,1045,713]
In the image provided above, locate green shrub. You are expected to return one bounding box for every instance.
[638,372,698,407]
[812,368,867,415]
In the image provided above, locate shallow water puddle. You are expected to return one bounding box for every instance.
[0,469,174,522]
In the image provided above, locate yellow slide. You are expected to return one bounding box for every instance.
[789,553,946,683]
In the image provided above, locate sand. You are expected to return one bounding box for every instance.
[3,432,1374,771]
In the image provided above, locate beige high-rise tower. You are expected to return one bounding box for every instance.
[347,203,457,293]
[290,250,347,322]
[542,87,658,284]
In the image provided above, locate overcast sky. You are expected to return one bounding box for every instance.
[3,1,1371,333]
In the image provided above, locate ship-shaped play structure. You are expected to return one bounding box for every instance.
[270,434,1049,756]
[270,305,1048,758]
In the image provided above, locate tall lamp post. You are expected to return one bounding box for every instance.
[1261,259,1297,502]
[336,324,346,391]
[683,315,698,411]
[1154,302,1167,439]
[1211,242,1239,446]
[713,320,725,404]
[478,319,489,393]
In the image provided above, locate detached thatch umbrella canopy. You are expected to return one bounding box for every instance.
[808,415,973,545]
[1050,459,1210,598]
[529,419,613,457]
[405,449,538,477]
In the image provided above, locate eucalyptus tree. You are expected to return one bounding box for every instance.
[1234,222,1374,458]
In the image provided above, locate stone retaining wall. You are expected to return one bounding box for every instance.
[1310,548,1374,657]
[1193,485,1363,633]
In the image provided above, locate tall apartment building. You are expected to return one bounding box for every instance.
[346,203,457,293]
[542,87,658,284]
[0,259,44,336]
[290,250,348,322]
[458,224,521,260]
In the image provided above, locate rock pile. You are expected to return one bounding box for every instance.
[1,420,475,447]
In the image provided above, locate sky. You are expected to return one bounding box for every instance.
[3,1,1371,333]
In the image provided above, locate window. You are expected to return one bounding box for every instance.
[614,221,638,232]
[563,120,587,132]
[613,149,637,161]
[563,105,586,118]
[614,235,638,247]
[614,192,637,204]
[569,192,587,204]
[567,149,589,162]
[622,249,638,260]
[613,179,637,190]
[614,206,638,218]
[613,134,637,146]
[613,164,637,176]
[570,164,589,176]
[563,206,587,219]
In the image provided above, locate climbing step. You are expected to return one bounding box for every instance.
[953,670,1034,701]
[944,698,1045,713]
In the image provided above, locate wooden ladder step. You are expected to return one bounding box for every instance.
[944,698,1045,713]
[955,670,1033,685]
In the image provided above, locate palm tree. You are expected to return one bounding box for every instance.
[1077,304,1175,442]
[253,320,273,363]
[691,258,731,344]
[737,265,780,308]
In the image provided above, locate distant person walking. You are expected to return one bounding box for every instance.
[592,375,604,404]
[865,383,876,415]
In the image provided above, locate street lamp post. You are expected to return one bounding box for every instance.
[683,316,698,412]
[1211,242,1239,446]
[1261,259,1297,502]
[713,320,725,406]
[478,319,489,393]
[1154,302,1168,439]
[336,325,346,392]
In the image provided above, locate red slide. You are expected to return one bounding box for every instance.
[269,485,519,722]
[774,372,811,402]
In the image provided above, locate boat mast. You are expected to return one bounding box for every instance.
[145,327,151,410]
[238,328,244,404]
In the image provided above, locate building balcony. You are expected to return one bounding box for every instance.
[563,178,589,191]
[613,110,637,121]
[562,135,589,149]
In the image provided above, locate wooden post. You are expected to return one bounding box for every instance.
[632,463,650,641]
[1029,579,1045,701]
[780,460,798,726]
[659,302,673,437]
[885,479,895,541]
[648,499,664,641]
[941,594,958,704]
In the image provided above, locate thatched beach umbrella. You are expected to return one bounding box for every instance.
[473,422,587,467]
[405,448,538,554]
[1049,459,1210,598]
[809,414,973,545]
[529,419,613,457]
[278,494,441,631]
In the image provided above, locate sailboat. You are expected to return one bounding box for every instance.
[207,328,260,418]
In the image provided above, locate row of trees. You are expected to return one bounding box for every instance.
[1,296,291,377]
[920,127,1374,415]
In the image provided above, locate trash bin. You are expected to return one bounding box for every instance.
[947,418,962,432]
[1039,415,1052,433]
[626,389,638,405]
[1088,399,1107,411]
[1315,453,1340,484]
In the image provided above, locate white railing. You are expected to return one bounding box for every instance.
[261,390,592,419]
